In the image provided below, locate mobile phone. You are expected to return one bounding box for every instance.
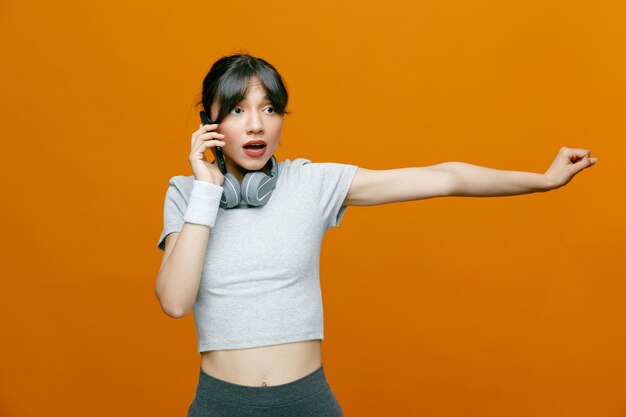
[199,110,227,174]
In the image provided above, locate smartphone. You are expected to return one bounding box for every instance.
[199,110,227,174]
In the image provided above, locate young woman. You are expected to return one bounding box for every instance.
[155,53,597,416]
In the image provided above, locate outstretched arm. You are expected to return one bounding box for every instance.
[444,146,597,197]
[344,147,598,206]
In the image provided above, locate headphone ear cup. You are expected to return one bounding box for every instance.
[240,171,274,206]
[241,156,278,206]
[220,172,241,209]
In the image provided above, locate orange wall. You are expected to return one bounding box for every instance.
[1,0,624,416]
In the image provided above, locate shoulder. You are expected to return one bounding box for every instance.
[279,158,359,191]
[280,157,353,172]
[166,175,194,198]
[278,157,312,171]
[275,157,313,180]
[292,158,358,176]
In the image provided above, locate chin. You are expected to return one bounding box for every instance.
[236,155,272,172]
[243,157,266,167]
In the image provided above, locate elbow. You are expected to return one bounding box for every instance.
[154,287,191,319]
[161,302,188,319]
[430,163,462,197]
[442,171,459,197]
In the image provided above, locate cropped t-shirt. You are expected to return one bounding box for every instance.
[156,157,359,353]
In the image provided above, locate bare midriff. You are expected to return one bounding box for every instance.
[200,339,322,387]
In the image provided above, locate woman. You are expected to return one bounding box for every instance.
[155,53,597,416]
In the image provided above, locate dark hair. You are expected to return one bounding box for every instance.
[196,53,291,124]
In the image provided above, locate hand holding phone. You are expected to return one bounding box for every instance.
[187,111,226,185]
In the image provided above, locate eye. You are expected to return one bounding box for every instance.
[230,106,274,115]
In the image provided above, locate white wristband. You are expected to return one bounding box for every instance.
[183,180,223,228]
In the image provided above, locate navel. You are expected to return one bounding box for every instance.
[261,379,268,387]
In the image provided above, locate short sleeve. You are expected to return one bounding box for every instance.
[301,160,359,229]
[156,177,189,251]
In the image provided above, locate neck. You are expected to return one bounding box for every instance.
[226,158,272,183]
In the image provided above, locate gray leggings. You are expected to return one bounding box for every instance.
[186,363,344,417]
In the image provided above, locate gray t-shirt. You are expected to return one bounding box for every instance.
[157,157,359,353]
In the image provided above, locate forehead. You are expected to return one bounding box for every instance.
[242,78,268,100]
[241,93,269,102]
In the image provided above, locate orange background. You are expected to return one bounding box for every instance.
[1,0,624,416]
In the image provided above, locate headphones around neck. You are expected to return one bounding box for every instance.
[211,154,279,209]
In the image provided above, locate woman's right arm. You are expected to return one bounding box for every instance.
[154,222,211,318]
[155,121,227,318]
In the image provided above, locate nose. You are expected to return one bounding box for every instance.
[246,110,264,135]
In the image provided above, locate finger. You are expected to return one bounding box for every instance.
[204,140,226,148]
[191,130,202,146]
[571,155,593,171]
[568,148,590,158]
[193,143,223,157]
[193,140,225,153]
[192,124,209,140]
[192,132,220,150]
[199,131,226,141]
[194,124,204,142]
[582,155,597,167]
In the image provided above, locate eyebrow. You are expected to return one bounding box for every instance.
[241,95,270,101]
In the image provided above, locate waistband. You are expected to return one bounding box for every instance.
[195,363,329,406]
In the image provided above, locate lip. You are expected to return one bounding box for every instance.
[243,146,267,158]
[242,139,268,158]
[243,140,267,147]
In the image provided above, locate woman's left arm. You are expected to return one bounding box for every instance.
[344,147,598,206]
[444,147,598,197]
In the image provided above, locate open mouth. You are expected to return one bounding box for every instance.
[243,144,266,150]
[242,143,268,157]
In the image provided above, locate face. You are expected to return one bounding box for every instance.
[210,76,283,183]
